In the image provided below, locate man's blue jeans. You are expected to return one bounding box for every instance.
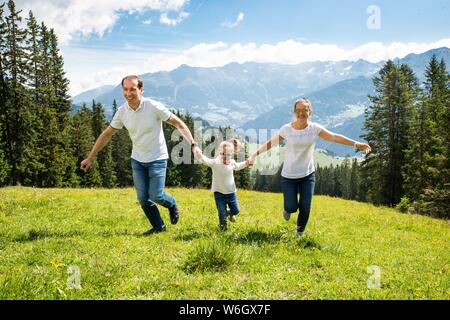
[131,158,176,230]
[214,192,240,225]
[281,172,315,232]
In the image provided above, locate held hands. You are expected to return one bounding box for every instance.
[246,154,257,166]
[192,146,203,160]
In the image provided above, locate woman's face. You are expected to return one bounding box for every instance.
[294,101,312,121]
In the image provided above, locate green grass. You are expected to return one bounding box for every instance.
[0,187,449,300]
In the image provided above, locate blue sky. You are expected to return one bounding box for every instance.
[69,0,450,50]
[16,0,450,95]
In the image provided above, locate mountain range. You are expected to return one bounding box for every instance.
[71,47,450,156]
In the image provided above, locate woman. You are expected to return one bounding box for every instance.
[249,98,371,237]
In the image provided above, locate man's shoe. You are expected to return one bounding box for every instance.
[296,228,305,237]
[143,226,166,236]
[228,215,237,223]
[169,205,179,225]
[283,210,292,221]
[219,223,227,231]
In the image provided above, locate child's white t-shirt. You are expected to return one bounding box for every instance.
[200,156,247,194]
[278,122,324,179]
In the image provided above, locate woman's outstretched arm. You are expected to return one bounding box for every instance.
[319,128,371,154]
[249,134,284,162]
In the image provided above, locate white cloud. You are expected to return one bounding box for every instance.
[67,38,450,96]
[62,47,148,95]
[70,65,142,97]
[141,39,450,72]
[221,12,244,28]
[159,11,190,26]
[143,19,153,25]
[15,0,189,43]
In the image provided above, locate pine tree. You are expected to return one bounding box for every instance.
[70,105,102,187]
[324,165,335,195]
[163,111,183,187]
[403,55,449,217]
[442,62,450,193]
[422,56,448,191]
[179,112,205,187]
[362,61,418,205]
[111,99,133,187]
[25,18,76,187]
[25,11,40,100]
[91,100,116,187]
[49,29,71,122]
[332,164,342,197]
[269,165,282,193]
[2,0,40,185]
[349,159,360,200]
[254,170,268,191]
[0,119,9,185]
[0,3,10,184]
[49,28,78,187]
[340,158,351,199]
[164,110,207,188]
[234,141,252,190]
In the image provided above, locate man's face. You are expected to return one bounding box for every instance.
[122,78,143,105]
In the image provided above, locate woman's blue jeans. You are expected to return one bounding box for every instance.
[281,172,316,232]
[131,158,176,230]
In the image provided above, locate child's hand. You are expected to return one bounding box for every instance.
[193,146,203,160]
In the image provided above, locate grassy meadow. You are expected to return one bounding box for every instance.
[0,187,448,299]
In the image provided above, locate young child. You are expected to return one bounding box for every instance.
[195,139,250,231]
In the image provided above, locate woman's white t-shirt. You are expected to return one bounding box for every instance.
[278,122,324,179]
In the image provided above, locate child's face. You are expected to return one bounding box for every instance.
[219,145,233,163]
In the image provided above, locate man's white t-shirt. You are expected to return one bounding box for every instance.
[200,155,247,194]
[278,122,324,179]
[110,98,172,163]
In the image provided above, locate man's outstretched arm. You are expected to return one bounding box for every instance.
[166,114,201,155]
[80,126,117,171]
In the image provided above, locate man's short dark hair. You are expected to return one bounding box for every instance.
[121,75,143,89]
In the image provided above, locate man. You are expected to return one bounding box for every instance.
[80,75,201,235]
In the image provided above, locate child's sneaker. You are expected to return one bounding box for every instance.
[219,223,228,231]
[296,227,305,237]
[228,214,237,223]
[283,210,291,221]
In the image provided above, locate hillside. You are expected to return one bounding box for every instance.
[70,47,450,156]
[0,187,448,299]
[71,59,383,124]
